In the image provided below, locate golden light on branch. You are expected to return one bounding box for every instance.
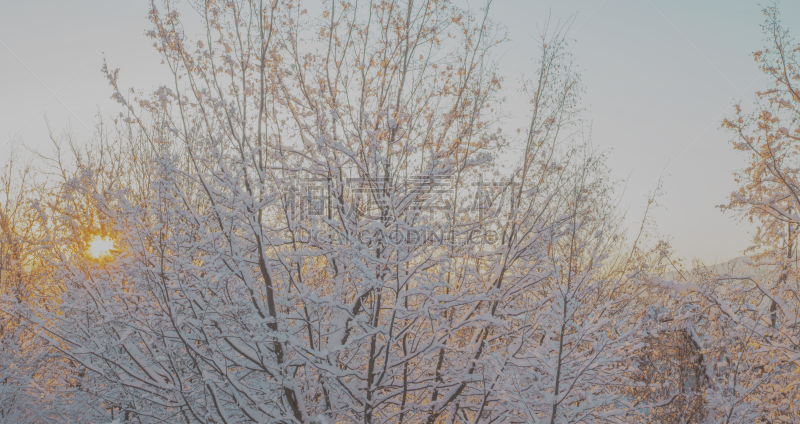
[87,235,115,260]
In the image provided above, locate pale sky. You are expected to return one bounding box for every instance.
[2,0,799,263]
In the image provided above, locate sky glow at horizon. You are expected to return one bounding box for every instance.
[2,0,799,263]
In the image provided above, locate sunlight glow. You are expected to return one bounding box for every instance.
[87,236,115,259]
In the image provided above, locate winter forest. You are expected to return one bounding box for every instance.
[1,0,800,422]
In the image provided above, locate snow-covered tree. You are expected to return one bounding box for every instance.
[710,4,800,422]
[0,1,659,423]
[0,141,109,423]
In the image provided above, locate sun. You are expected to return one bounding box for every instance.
[87,235,115,259]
